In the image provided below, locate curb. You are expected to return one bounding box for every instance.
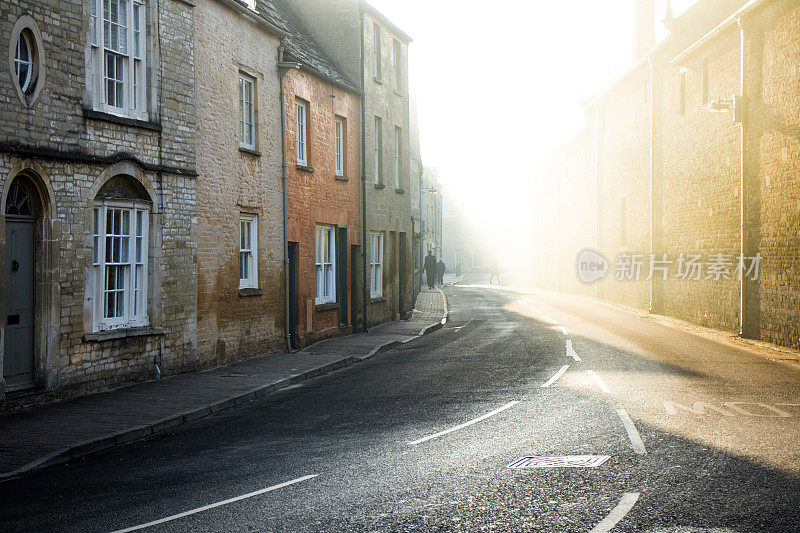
[0,292,449,481]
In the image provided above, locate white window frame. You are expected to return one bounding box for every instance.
[370,232,384,298]
[92,199,150,331]
[239,72,256,150]
[239,214,258,289]
[315,225,336,304]
[373,23,381,79]
[296,100,307,166]
[88,0,148,120]
[472,250,481,269]
[334,117,344,177]
[394,126,401,189]
[374,116,382,184]
[393,39,401,92]
[14,31,33,93]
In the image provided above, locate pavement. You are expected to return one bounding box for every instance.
[1,281,798,532]
[0,287,447,480]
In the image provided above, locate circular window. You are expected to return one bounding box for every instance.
[8,16,45,107]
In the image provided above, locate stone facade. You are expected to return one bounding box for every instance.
[0,0,197,400]
[537,0,800,350]
[194,0,286,364]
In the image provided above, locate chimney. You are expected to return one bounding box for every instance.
[633,0,656,60]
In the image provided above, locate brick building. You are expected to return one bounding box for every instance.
[536,0,800,350]
[267,0,362,348]
[0,0,197,399]
[194,0,287,364]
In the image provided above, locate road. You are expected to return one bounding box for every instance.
[2,279,799,532]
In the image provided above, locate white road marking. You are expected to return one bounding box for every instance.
[565,340,581,362]
[616,409,647,455]
[589,492,640,533]
[407,401,520,445]
[109,475,318,532]
[586,370,610,393]
[541,365,569,388]
[558,325,568,336]
[544,315,559,325]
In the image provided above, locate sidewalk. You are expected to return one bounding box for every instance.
[0,288,447,479]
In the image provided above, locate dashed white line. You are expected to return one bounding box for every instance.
[565,340,582,362]
[589,492,640,533]
[586,370,611,394]
[541,365,569,388]
[109,474,319,532]
[616,409,647,455]
[407,401,520,445]
[558,325,568,336]
[544,315,559,325]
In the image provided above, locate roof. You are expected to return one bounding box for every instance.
[361,1,413,43]
[256,0,361,93]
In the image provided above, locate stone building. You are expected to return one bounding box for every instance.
[287,0,414,328]
[267,0,362,348]
[194,0,287,363]
[536,0,800,350]
[0,0,197,400]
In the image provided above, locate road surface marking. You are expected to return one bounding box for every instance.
[566,340,582,362]
[586,370,610,393]
[589,492,640,533]
[508,455,609,468]
[616,409,646,455]
[109,475,318,532]
[407,401,520,445]
[723,402,792,417]
[541,365,569,388]
[558,325,568,336]
[544,315,559,325]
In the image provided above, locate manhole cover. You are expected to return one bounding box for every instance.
[507,455,610,469]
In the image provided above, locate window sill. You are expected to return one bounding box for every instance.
[239,287,263,297]
[83,109,161,132]
[395,187,405,194]
[335,175,349,182]
[370,296,386,303]
[296,164,315,173]
[373,77,383,84]
[374,182,385,189]
[239,146,261,157]
[315,302,339,311]
[83,326,164,343]
[394,89,404,97]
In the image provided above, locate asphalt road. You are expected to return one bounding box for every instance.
[2,280,799,532]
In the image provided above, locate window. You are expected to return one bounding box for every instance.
[239,214,257,289]
[472,250,481,269]
[92,200,149,330]
[394,126,402,189]
[374,117,382,184]
[315,226,336,304]
[679,70,686,115]
[455,248,464,269]
[392,39,401,92]
[373,23,381,79]
[370,232,384,298]
[239,73,256,150]
[14,31,34,94]
[88,0,147,119]
[296,100,307,166]
[334,117,344,177]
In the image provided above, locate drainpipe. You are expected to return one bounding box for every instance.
[277,44,301,351]
[360,12,369,332]
[737,17,747,337]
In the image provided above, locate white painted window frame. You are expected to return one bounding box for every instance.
[239,72,256,150]
[239,214,258,289]
[334,117,344,177]
[370,232,384,298]
[88,0,147,120]
[315,225,336,304]
[92,199,150,331]
[374,116,382,184]
[393,39,401,92]
[394,126,401,189]
[296,100,307,166]
[373,23,381,79]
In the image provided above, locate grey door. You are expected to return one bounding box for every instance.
[4,220,35,389]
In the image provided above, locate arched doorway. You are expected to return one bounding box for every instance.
[4,177,39,390]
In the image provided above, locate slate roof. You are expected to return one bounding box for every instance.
[255,0,361,94]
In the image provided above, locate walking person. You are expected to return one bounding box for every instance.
[437,258,446,286]
[489,258,501,284]
[424,250,437,290]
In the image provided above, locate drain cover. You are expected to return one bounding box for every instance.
[507,455,610,469]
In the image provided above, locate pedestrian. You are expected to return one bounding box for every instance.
[423,250,437,289]
[437,258,446,285]
[489,258,500,284]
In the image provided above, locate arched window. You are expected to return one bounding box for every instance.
[92,176,150,330]
[5,179,37,218]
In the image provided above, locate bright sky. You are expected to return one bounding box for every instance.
[368,0,696,267]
